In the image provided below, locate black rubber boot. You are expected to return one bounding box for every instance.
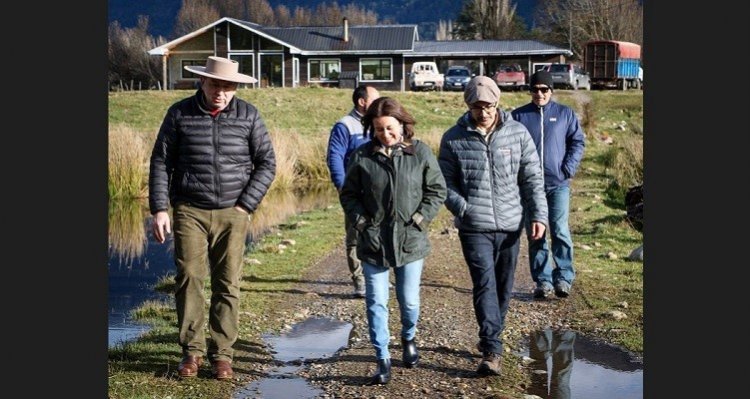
[369,358,391,385]
[402,338,419,368]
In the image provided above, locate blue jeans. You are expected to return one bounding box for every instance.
[526,186,575,286]
[458,230,520,354]
[363,259,424,360]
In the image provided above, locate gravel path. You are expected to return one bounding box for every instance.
[255,218,578,398]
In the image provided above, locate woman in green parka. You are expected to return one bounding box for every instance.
[339,97,447,385]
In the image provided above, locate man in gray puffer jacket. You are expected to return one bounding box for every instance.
[438,76,547,377]
[149,56,276,381]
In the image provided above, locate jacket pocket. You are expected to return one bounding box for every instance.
[401,223,424,253]
[359,224,381,254]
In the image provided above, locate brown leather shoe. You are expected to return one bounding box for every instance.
[177,355,203,378]
[211,360,234,380]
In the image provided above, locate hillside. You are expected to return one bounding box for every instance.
[108,0,538,40]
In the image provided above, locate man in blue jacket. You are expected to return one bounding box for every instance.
[511,71,585,299]
[326,84,380,298]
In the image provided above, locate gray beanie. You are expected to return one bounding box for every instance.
[530,71,554,90]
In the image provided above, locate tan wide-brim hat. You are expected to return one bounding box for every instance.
[185,56,257,84]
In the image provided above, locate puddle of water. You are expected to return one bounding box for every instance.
[234,317,352,399]
[108,186,337,348]
[108,222,173,348]
[522,329,643,399]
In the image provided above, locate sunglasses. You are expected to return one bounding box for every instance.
[530,87,551,94]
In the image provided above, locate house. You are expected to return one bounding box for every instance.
[148,17,572,91]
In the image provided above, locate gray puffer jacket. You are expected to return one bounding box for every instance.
[438,109,547,232]
[149,90,276,214]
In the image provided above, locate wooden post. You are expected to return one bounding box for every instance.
[162,55,168,91]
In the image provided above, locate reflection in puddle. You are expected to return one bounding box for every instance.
[108,185,337,348]
[233,317,352,399]
[523,329,643,399]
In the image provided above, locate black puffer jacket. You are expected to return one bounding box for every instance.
[149,90,276,214]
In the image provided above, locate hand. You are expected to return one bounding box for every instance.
[234,205,249,214]
[152,211,171,244]
[529,221,546,240]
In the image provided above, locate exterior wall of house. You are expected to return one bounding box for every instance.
[156,21,570,91]
[293,55,405,91]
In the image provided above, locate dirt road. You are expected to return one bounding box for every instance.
[253,215,577,398]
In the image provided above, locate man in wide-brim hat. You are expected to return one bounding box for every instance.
[184,56,258,111]
[149,56,276,381]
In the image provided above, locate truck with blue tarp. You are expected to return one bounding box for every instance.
[584,40,642,90]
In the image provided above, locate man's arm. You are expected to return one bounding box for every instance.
[326,122,349,191]
[238,112,276,212]
[148,108,177,215]
[518,128,548,229]
[438,133,467,218]
[562,109,586,179]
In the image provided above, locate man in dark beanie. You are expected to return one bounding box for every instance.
[511,70,586,300]
[530,70,555,91]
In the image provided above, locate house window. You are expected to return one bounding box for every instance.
[309,59,341,82]
[229,25,253,50]
[259,37,282,51]
[360,58,392,82]
[181,60,203,79]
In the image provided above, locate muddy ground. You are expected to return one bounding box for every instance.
[235,217,578,399]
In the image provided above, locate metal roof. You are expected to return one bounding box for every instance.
[251,23,417,55]
[409,40,572,57]
[149,17,570,58]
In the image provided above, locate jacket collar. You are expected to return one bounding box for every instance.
[349,108,364,121]
[371,140,415,157]
[194,88,236,115]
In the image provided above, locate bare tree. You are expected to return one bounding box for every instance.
[275,4,292,27]
[292,6,312,26]
[311,2,342,25]
[453,0,527,40]
[534,0,643,60]
[341,3,379,25]
[246,0,275,25]
[109,16,167,90]
[436,19,454,41]
[173,0,220,37]
[213,0,246,20]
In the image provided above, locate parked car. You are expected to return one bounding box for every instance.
[443,65,473,91]
[544,63,591,90]
[492,64,527,91]
[409,61,444,91]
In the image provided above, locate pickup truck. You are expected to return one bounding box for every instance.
[409,62,444,91]
[492,64,527,91]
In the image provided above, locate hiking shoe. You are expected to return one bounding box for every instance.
[353,278,366,298]
[477,352,502,376]
[554,280,571,298]
[533,282,555,299]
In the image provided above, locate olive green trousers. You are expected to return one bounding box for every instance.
[172,203,250,363]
